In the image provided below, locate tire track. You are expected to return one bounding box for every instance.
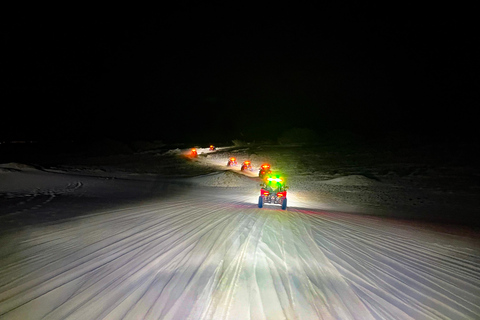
[294,208,480,319]
[1,181,479,319]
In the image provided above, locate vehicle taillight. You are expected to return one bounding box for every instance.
[263,192,269,195]
[277,193,283,197]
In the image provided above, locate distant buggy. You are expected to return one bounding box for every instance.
[190,148,198,158]
[258,172,288,210]
[227,157,238,166]
[258,163,272,178]
[241,160,253,171]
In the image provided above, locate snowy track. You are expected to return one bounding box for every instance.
[0,169,479,319]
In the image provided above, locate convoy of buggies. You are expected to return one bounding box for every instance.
[224,158,287,209]
[187,145,289,210]
[228,159,288,210]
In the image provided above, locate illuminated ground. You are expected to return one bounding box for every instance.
[0,144,479,319]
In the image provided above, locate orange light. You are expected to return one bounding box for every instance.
[230,157,236,161]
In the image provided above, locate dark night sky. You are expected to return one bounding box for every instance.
[3,7,478,144]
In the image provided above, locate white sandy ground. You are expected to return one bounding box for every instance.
[0,156,479,319]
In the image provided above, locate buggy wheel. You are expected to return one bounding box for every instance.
[281,198,287,210]
[258,196,263,208]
